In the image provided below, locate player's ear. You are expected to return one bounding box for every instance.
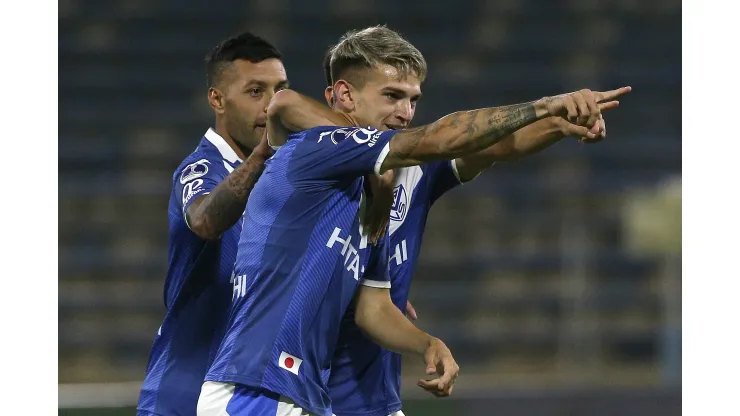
[324,87,334,107]
[208,87,226,114]
[332,80,355,112]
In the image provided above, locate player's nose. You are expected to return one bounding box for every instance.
[395,101,413,124]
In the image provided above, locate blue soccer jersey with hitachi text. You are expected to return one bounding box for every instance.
[205,126,397,416]
[329,161,464,416]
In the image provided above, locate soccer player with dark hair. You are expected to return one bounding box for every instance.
[137,31,290,416]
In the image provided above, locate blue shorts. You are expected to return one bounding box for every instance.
[197,381,317,416]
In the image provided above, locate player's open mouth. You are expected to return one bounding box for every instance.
[384,124,404,130]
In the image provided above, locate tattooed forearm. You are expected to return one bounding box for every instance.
[186,153,267,240]
[387,102,541,167]
[389,124,427,160]
[454,103,539,152]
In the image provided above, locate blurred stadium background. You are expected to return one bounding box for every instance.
[59,0,681,414]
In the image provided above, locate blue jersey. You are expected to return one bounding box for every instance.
[329,161,463,416]
[205,126,397,416]
[138,129,244,416]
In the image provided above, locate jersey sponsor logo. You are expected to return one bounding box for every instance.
[278,351,303,375]
[390,184,409,222]
[326,227,367,281]
[317,127,380,147]
[182,178,204,206]
[389,239,409,267]
[180,159,211,184]
[232,272,247,301]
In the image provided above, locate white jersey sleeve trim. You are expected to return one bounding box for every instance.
[373,142,392,175]
[360,279,391,289]
[183,192,210,231]
[450,158,484,184]
[267,133,282,151]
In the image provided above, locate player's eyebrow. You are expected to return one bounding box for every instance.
[382,86,423,101]
[244,79,291,91]
[243,79,268,89]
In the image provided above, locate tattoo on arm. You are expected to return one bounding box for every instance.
[186,153,267,239]
[389,102,539,164]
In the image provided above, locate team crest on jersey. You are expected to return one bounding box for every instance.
[318,127,380,147]
[390,184,408,222]
[180,159,210,184]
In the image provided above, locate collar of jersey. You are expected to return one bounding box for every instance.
[204,128,243,164]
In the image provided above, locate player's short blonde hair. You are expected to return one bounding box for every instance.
[328,26,427,87]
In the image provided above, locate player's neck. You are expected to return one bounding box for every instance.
[332,107,361,127]
[213,123,252,161]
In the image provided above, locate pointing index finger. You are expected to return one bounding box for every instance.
[596,86,632,102]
